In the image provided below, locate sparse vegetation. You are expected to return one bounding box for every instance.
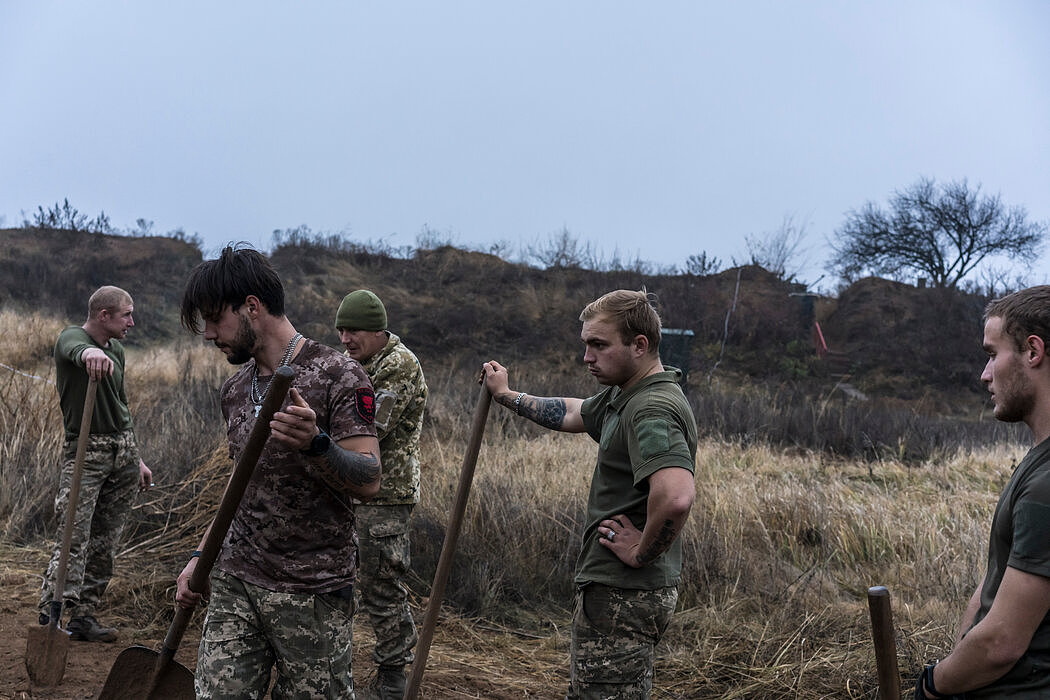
[0,303,1032,697]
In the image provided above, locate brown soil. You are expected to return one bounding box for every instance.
[1,545,566,699]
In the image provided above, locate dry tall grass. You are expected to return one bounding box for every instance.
[0,310,1030,697]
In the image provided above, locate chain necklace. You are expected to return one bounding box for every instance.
[250,332,302,415]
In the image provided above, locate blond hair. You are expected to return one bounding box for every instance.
[580,289,661,353]
[88,286,132,319]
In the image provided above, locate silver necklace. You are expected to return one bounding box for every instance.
[251,332,302,415]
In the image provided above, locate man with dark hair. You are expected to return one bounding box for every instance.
[914,285,1050,698]
[38,285,153,643]
[482,289,697,699]
[335,289,428,699]
[176,245,382,698]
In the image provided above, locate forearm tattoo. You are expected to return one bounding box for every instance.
[636,519,678,567]
[309,444,380,500]
[513,395,567,430]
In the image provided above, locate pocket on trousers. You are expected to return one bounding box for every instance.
[575,640,651,685]
[316,585,356,623]
[368,519,408,539]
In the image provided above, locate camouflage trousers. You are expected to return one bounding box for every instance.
[355,503,417,668]
[196,569,357,700]
[566,583,679,700]
[38,430,139,618]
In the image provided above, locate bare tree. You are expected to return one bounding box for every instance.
[684,251,722,276]
[526,227,597,269]
[24,198,113,233]
[830,178,1046,288]
[743,214,809,282]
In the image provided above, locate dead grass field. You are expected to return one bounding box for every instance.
[0,312,1027,698]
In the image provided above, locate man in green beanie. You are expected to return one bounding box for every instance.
[336,289,428,699]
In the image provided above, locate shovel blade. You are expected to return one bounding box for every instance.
[25,623,69,687]
[97,645,195,700]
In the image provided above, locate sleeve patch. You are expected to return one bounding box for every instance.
[354,387,376,424]
[636,418,671,461]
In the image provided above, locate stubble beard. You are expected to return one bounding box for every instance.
[225,316,257,366]
[993,358,1035,424]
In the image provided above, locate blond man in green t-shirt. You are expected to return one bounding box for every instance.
[483,289,697,699]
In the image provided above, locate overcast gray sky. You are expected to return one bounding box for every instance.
[2,1,1048,288]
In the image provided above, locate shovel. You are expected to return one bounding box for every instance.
[867,585,901,700]
[97,365,295,700]
[25,379,98,687]
[405,382,491,699]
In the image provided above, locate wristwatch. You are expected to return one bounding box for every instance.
[301,429,332,457]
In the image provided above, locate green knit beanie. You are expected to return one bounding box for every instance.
[336,290,387,331]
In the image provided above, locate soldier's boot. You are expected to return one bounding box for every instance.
[376,664,407,700]
[66,615,118,643]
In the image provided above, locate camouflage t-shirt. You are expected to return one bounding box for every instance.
[217,338,378,593]
[358,332,428,505]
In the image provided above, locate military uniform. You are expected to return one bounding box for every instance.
[569,368,697,700]
[353,332,428,686]
[39,327,141,621]
[195,339,377,699]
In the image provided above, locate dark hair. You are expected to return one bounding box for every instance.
[180,245,285,333]
[579,289,662,353]
[984,285,1050,353]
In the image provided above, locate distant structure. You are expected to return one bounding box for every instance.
[661,328,695,383]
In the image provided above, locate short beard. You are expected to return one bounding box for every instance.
[994,358,1035,424]
[225,315,257,366]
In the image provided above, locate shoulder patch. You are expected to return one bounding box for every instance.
[355,387,376,423]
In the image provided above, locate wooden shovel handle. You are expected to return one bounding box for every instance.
[406,382,492,699]
[868,585,901,700]
[156,367,294,666]
[49,379,98,627]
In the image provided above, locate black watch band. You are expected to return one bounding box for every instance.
[301,430,332,457]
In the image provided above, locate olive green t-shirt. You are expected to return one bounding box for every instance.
[968,437,1050,697]
[576,368,697,589]
[54,326,134,441]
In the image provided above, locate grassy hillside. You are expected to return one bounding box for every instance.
[0,229,1028,696]
[0,227,203,341]
[0,225,999,414]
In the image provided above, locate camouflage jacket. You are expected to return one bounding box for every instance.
[358,333,427,505]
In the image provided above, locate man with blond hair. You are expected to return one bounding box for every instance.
[914,285,1050,698]
[38,285,153,642]
[483,289,697,699]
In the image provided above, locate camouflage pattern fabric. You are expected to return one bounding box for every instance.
[353,333,426,675]
[38,430,140,618]
[566,583,679,700]
[195,569,357,699]
[355,503,417,667]
[218,339,376,593]
[357,333,427,505]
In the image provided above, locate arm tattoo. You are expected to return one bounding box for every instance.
[309,444,380,501]
[518,396,567,430]
[635,519,678,567]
